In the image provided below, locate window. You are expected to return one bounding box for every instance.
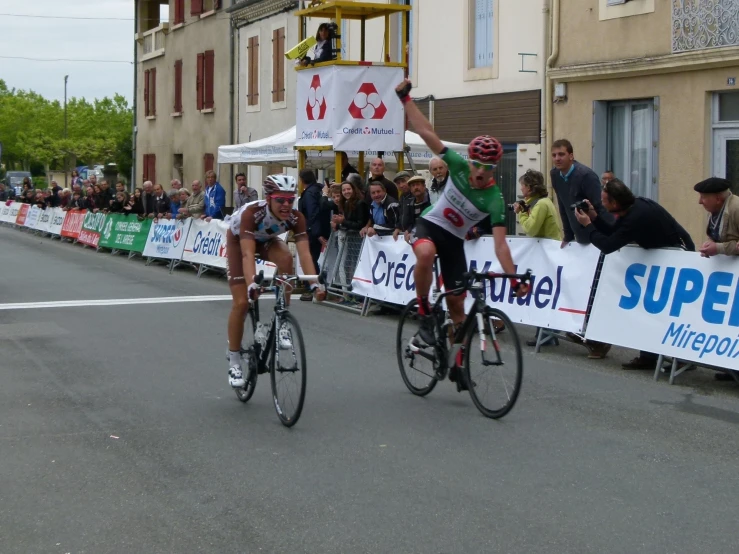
[594,100,658,199]
[173,59,183,114]
[173,0,184,25]
[191,0,203,16]
[196,51,215,111]
[718,92,739,122]
[272,27,286,105]
[472,0,493,68]
[247,34,260,107]
[144,68,156,117]
[143,154,156,182]
[203,153,214,173]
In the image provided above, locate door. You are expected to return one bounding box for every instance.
[713,129,739,194]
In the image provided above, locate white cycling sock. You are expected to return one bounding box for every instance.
[229,350,241,366]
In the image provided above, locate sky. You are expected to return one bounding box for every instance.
[0,0,168,104]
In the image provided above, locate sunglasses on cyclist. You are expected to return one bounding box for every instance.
[471,160,497,171]
[272,196,296,205]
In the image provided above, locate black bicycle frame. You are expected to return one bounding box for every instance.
[251,282,289,372]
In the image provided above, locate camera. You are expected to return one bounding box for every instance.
[570,199,590,212]
[507,200,526,212]
[325,22,339,38]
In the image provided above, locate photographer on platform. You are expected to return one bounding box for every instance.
[300,23,337,66]
[513,169,561,241]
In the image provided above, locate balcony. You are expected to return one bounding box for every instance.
[673,0,739,53]
[138,23,169,61]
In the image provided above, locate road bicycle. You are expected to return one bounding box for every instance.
[233,270,318,427]
[396,261,531,419]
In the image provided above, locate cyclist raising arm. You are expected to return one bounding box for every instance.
[225,174,325,389]
[395,79,527,391]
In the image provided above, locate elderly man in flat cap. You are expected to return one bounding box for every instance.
[694,177,739,258]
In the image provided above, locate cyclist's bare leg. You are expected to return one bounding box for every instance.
[265,239,294,305]
[228,283,249,352]
[412,239,437,311]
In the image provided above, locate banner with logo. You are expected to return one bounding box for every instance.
[61,209,87,239]
[142,218,192,260]
[97,214,152,252]
[183,218,229,268]
[24,205,42,229]
[48,208,66,236]
[295,66,334,147]
[351,236,601,333]
[332,66,405,153]
[15,203,29,226]
[34,207,53,233]
[78,211,107,247]
[0,201,20,223]
[586,247,739,370]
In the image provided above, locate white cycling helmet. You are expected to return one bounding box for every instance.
[263,174,297,196]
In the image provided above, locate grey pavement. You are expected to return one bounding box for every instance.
[1,223,738,554]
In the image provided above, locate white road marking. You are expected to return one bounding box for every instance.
[0,294,276,310]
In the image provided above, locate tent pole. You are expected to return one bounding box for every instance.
[298,149,307,194]
[335,151,342,183]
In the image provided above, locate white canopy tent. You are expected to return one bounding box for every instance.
[217,126,469,169]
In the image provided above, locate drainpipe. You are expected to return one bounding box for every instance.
[540,0,549,173]
[228,15,236,204]
[544,0,560,180]
[132,0,138,191]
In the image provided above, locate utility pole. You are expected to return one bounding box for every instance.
[64,75,69,188]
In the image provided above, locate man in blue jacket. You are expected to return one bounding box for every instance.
[203,170,226,220]
[298,168,323,300]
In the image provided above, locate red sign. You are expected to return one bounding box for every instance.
[306,74,327,121]
[443,208,464,228]
[61,209,87,239]
[348,83,387,120]
[77,229,100,248]
[14,204,29,225]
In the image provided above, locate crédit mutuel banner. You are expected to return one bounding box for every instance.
[586,247,739,370]
[295,66,404,152]
[352,237,601,334]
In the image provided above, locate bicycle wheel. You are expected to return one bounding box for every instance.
[234,307,258,403]
[463,307,523,419]
[270,312,307,427]
[396,299,439,396]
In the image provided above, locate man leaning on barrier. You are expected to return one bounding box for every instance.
[693,177,739,259]
[574,178,695,370]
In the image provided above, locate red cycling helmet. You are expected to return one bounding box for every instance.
[468,135,503,165]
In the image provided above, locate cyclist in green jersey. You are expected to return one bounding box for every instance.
[395,79,528,390]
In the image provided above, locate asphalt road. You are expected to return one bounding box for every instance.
[1,224,738,554]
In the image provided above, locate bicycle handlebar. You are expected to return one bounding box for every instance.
[253,270,325,286]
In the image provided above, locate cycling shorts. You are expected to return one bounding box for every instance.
[413,218,467,291]
[226,230,283,286]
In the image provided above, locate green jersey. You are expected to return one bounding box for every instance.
[421,149,505,239]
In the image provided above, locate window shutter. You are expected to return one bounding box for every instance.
[485,0,494,66]
[214,0,222,9]
[144,69,150,116]
[174,60,183,113]
[196,52,205,110]
[148,154,156,184]
[204,50,215,109]
[474,0,485,68]
[248,36,259,106]
[174,0,184,24]
[151,67,157,116]
[191,0,203,16]
[204,153,214,173]
[272,29,279,103]
[142,154,148,181]
[277,28,285,102]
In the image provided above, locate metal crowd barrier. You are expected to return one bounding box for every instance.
[320,230,367,313]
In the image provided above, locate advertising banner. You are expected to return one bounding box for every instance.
[61,209,87,239]
[142,218,192,260]
[48,208,66,236]
[0,201,19,223]
[24,205,42,229]
[98,214,152,252]
[295,66,334,147]
[352,237,601,333]
[34,207,53,233]
[15,203,29,226]
[78,211,107,248]
[332,66,405,153]
[585,247,739,370]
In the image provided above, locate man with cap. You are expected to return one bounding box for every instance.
[394,173,431,243]
[694,177,739,258]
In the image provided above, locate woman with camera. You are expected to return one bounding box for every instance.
[513,170,561,241]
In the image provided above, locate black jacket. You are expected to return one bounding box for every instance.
[140,192,157,217]
[339,201,369,232]
[396,192,431,232]
[299,182,323,241]
[153,193,170,216]
[551,162,613,244]
[369,194,400,236]
[319,196,339,239]
[584,197,696,254]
